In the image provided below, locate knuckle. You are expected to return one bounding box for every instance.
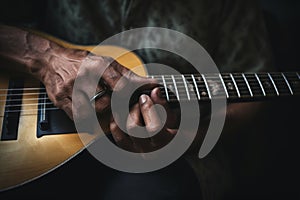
[114,78,128,91]
[141,101,152,110]
[110,121,119,133]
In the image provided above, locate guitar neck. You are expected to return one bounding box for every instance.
[150,72,300,103]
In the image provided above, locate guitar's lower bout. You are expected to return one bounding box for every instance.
[0,77,84,191]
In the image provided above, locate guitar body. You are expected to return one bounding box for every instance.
[0,36,147,191]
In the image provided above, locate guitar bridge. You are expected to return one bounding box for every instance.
[36,86,76,137]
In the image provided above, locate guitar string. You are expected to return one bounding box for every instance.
[0,97,49,102]
[0,107,60,117]
[0,92,48,97]
[0,87,45,91]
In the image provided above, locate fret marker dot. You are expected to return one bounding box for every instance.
[264,81,271,88]
[188,83,194,92]
[201,91,207,96]
[227,82,234,90]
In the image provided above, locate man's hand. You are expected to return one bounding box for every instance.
[37,47,155,121]
[109,87,178,153]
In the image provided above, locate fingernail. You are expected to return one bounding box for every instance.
[140,94,147,104]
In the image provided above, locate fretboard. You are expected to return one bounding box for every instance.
[149,72,300,102]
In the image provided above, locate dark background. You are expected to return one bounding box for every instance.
[260,0,299,72]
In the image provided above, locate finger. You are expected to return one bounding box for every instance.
[110,119,135,152]
[140,93,175,147]
[94,94,111,113]
[151,87,180,129]
[139,94,163,135]
[150,87,167,105]
[102,62,127,91]
[126,103,152,152]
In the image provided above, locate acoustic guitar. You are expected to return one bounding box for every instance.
[0,33,299,191]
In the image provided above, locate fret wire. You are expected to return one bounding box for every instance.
[181,75,190,100]
[230,73,240,98]
[219,74,229,98]
[242,73,253,97]
[254,73,266,96]
[171,75,180,100]
[281,73,294,95]
[201,74,211,99]
[191,74,200,100]
[267,73,279,96]
[161,75,170,101]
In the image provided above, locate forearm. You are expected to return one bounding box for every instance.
[0,25,65,77]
